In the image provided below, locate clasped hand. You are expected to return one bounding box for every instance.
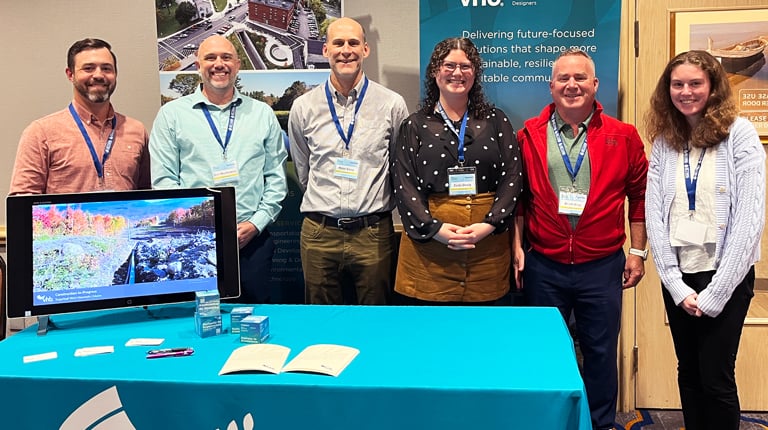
[434,222,495,250]
[681,293,703,317]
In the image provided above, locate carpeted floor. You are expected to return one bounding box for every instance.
[614,410,768,429]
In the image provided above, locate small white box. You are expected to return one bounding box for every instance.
[240,315,269,344]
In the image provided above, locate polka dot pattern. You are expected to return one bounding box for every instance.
[390,108,524,239]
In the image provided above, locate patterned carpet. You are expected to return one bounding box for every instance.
[614,410,768,429]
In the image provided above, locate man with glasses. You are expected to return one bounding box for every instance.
[512,48,648,430]
[288,17,408,305]
[150,35,288,304]
[10,38,149,195]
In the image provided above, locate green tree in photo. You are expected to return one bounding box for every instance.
[169,74,202,97]
[307,0,327,25]
[175,1,197,26]
[319,18,335,39]
[157,0,174,11]
[273,81,309,111]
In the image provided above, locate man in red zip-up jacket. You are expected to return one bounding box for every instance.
[512,48,648,430]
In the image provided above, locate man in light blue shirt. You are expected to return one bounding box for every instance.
[150,35,288,303]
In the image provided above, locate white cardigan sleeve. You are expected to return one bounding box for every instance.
[697,118,765,317]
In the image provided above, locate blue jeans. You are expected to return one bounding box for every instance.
[523,249,624,430]
[663,267,754,430]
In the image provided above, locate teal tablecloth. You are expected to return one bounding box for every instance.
[0,304,591,429]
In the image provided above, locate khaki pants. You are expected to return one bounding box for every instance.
[300,216,395,305]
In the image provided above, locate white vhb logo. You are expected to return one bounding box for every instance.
[461,0,504,6]
[60,386,136,430]
[60,386,256,430]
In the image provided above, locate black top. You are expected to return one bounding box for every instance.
[391,107,523,240]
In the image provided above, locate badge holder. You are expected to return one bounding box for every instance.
[448,165,477,196]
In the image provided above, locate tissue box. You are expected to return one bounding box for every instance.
[240,315,269,343]
[195,312,222,338]
[195,289,221,316]
[230,307,254,334]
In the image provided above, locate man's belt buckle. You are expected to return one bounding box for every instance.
[337,217,357,230]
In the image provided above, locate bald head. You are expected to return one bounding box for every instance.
[327,17,366,43]
[196,35,241,104]
[198,35,237,59]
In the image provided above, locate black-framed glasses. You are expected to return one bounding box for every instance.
[441,62,473,73]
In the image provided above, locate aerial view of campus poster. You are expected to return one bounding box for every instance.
[156,0,342,126]
[31,196,218,306]
[157,0,342,72]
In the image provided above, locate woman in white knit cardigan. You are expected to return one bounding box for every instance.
[644,50,765,430]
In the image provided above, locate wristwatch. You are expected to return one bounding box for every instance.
[629,248,648,260]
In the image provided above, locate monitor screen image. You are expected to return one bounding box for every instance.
[5,187,240,318]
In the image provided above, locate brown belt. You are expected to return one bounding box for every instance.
[304,212,391,231]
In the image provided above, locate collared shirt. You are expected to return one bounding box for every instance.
[287,74,409,217]
[546,110,593,230]
[150,87,288,231]
[10,101,150,194]
[670,145,717,272]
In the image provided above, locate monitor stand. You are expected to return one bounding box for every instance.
[37,316,58,336]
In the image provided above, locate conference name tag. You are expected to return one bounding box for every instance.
[558,187,587,216]
[673,217,708,246]
[448,166,477,196]
[334,157,360,180]
[212,160,240,186]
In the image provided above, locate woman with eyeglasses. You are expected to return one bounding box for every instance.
[390,37,522,305]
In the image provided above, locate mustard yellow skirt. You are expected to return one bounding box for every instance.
[395,193,510,302]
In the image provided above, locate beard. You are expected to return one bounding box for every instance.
[201,70,235,92]
[75,79,116,104]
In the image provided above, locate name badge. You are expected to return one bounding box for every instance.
[334,157,360,180]
[447,166,477,196]
[212,160,240,185]
[558,187,587,215]
[673,217,707,246]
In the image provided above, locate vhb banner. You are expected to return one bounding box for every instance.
[419,0,623,125]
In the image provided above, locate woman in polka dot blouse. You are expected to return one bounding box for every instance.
[390,37,523,305]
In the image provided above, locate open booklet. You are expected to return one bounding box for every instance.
[219,344,359,377]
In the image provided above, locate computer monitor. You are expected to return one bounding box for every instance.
[5,187,240,319]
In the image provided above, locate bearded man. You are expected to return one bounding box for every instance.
[10,38,149,194]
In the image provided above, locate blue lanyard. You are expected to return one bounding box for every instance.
[68,103,116,179]
[550,113,587,183]
[683,145,706,211]
[201,102,238,157]
[325,77,369,150]
[437,102,469,165]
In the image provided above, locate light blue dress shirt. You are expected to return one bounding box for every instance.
[150,86,288,232]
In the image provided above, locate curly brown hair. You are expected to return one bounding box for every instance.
[644,50,737,150]
[419,37,494,119]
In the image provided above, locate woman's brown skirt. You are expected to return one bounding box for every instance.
[395,193,511,302]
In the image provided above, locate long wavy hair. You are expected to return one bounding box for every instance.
[419,37,494,119]
[644,50,737,150]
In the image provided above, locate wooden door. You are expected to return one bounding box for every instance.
[623,0,768,411]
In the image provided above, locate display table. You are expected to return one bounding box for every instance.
[0,304,591,429]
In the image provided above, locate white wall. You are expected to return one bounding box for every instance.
[0,0,421,227]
